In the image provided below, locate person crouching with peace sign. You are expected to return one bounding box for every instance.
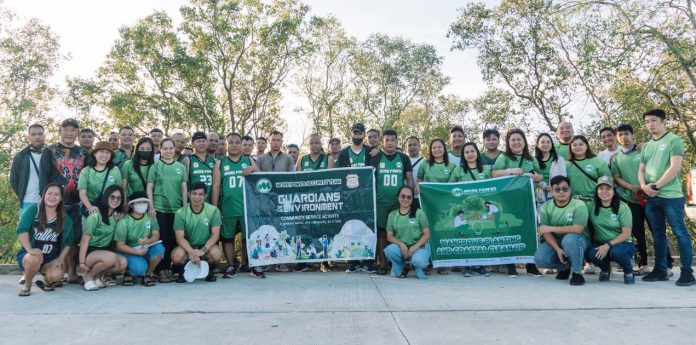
[16,183,74,297]
[384,186,431,279]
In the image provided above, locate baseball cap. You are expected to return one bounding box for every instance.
[61,118,80,128]
[597,175,615,188]
[191,131,207,142]
[351,123,365,133]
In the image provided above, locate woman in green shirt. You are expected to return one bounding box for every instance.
[79,185,127,291]
[586,176,635,284]
[566,135,611,200]
[534,133,567,203]
[450,142,491,182]
[146,138,188,283]
[16,183,73,296]
[78,141,122,216]
[491,129,543,277]
[121,137,155,196]
[416,138,456,192]
[384,186,431,279]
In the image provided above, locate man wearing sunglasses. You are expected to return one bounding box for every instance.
[534,175,592,286]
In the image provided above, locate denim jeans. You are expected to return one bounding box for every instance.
[585,242,635,273]
[384,243,430,279]
[120,243,165,276]
[645,196,693,272]
[534,234,591,274]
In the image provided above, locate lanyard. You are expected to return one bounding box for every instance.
[28,152,40,176]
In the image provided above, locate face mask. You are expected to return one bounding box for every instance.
[133,203,149,214]
[140,151,153,159]
[352,137,363,146]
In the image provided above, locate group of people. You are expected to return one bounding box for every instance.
[10,108,694,296]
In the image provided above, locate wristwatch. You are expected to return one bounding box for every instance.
[201,246,208,254]
[651,184,660,191]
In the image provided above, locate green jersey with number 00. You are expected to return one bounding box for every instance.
[174,203,222,247]
[219,156,251,217]
[377,153,407,205]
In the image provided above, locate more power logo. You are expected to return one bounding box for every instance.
[256,178,272,194]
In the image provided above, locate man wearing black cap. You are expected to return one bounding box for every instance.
[184,131,217,202]
[39,118,93,284]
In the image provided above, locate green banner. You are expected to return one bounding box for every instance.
[420,176,538,267]
[243,167,376,267]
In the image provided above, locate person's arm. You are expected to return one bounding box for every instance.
[538,223,584,236]
[328,156,335,169]
[174,230,198,260]
[613,172,639,192]
[79,189,97,214]
[9,153,21,198]
[410,227,430,253]
[148,229,160,243]
[146,182,156,218]
[79,233,91,270]
[295,156,302,171]
[211,160,221,207]
[637,162,656,197]
[654,155,683,189]
[242,158,258,176]
[203,225,220,254]
[18,232,40,256]
[115,241,147,256]
[180,181,188,205]
[405,171,414,188]
[542,233,567,264]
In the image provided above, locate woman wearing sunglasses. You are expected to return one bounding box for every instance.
[384,186,431,279]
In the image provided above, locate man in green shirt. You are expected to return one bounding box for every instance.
[297,134,329,171]
[171,182,222,283]
[448,125,465,166]
[185,131,216,202]
[481,128,503,168]
[638,109,694,286]
[113,126,135,168]
[554,121,573,160]
[534,175,591,286]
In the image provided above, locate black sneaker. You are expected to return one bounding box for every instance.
[556,268,571,280]
[399,265,410,278]
[346,263,359,273]
[676,269,696,286]
[570,273,585,286]
[249,268,266,279]
[363,263,377,274]
[507,265,518,277]
[205,274,217,282]
[599,270,611,282]
[526,264,543,277]
[176,274,186,283]
[642,269,669,282]
[223,265,237,279]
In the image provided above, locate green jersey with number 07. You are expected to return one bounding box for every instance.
[219,155,251,217]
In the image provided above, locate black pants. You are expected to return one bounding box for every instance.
[155,211,176,273]
[626,201,674,267]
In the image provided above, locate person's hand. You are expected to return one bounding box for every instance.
[531,172,543,182]
[190,255,201,265]
[414,185,420,196]
[369,148,380,157]
[629,185,642,194]
[399,243,409,259]
[189,250,203,261]
[509,168,523,176]
[113,212,123,222]
[28,248,43,257]
[641,184,658,197]
[148,205,156,218]
[242,167,254,176]
[595,244,610,260]
[556,249,567,264]
[537,225,552,236]
[138,237,148,246]
[407,246,418,258]
[88,205,99,214]
[136,248,148,256]
[47,259,63,271]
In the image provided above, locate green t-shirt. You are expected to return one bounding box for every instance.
[641,132,685,198]
[610,147,641,203]
[588,202,632,244]
[348,147,367,167]
[481,150,503,169]
[417,161,456,182]
[188,154,216,201]
[450,166,491,182]
[386,208,429,246]
[147,160,188,213]
[555,142,571,161]
[492,153,541,174]
[539,199,590,240]
[566,157,611,199]
[120,160,151,197]
[174,203,222,247]
[114,213,160,248]
[376,153,408,205]
[299,154,329,171]
[219,155,252,217]
[16,204,74,253]
[113,148,133,168]
[83,212,118,248]
[77,166,122,202]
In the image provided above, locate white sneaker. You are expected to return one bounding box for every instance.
[96,277,106,288]
[83,280,99,291]
[583,263,596,275]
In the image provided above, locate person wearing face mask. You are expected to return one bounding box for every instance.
[114,192,164,287]
[328,123,375,170]
[121,137,155,196]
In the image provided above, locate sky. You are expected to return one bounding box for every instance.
[5,0,489,145]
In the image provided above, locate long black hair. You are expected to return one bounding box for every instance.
[590,184,621,242]
[37,183,65,234]
[427,138,449,167]
[503,129,533,161]
[535,133,559,170]
[397,185,418,218]
[462,142,484,173]
[133,137,155,174]
[97,185,126,225]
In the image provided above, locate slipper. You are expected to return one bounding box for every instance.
[142,276,155,287]
[67,276,85,285]
[158,272,171,284]
[35,280,55,292]
[122,274,135,286]
[53,282,64,288]
[18,288,31,297]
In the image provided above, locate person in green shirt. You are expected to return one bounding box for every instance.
[211,133,260,278]
[554,120,574,160]
[121,137,155,196]
[146,138,188,283]
[16,183,74,296]
[185,131,216,202]
[113,126,135,168]
[79,185,128,291]
[450,142,492,182]
[534,133,567,203]
[534,175,592,286]
[78,141,122,217]
[384,186,430,279]
[171,182,222,283]
[417,138,456,187]
[638,108,695,286]
[296,134,329,172]
[566,135,611,200]
[447,125,466,166]
[585,176,635,284]
[114,191,164,286]
[372,129,414,276]
[481,128,503,168]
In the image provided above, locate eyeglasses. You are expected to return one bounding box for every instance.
[552,187,570,193]
[109,195,122,201]
[399,195,413,200]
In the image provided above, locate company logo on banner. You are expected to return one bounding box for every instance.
[243,167,377,267]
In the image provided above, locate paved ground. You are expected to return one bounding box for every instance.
[1,268,695,345]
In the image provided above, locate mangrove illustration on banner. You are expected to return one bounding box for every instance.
[243,167,377,267]
[419,176,538,267]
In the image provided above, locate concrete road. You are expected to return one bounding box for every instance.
[1,270,695,345]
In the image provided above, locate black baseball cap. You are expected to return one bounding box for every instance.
[191,131,207,142]
[61,118,79,128]
[351,123,366,133]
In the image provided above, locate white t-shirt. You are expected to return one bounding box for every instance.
[24,152,42,204]
[598,148,619,165]
[448,150,462,167]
